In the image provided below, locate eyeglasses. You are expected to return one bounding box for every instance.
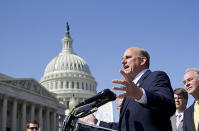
[28,127,38,130]
[183,77,199,85]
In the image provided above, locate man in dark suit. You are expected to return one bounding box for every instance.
[170,88,188,131]
[183,68,199,131]
[81,47,176,131]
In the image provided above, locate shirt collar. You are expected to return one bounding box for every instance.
[175,111,184,120]
[133,69,149,84]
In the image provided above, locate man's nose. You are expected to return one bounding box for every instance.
[185,82,190,88]
[121,59,126,64]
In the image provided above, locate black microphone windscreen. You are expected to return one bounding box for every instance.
[76,89,116,108]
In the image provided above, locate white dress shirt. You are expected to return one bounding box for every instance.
[134,69,149,104]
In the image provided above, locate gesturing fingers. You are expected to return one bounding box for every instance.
[113,86,127,91]
[116,93,127,98]
[120,69,131,82]
[111,69,143,99]
[112,79,129,86]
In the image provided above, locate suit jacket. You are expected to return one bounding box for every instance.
[170,114,183,131]
[100,70,176,131]
[183,102,199,131]
[99,121,118,130]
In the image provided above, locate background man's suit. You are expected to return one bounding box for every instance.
[170,114,183,131]
[183,102,198,131]
[100,70,176,131]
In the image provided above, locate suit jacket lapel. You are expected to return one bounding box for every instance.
[119,70,151,118]
[189,103,195,131]
[119,97,131,119]
[136,70,151,89]
[170,115,177,131]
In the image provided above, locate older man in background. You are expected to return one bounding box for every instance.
[183,68,199,131]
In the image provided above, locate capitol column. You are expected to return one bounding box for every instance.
[30,104,35,120]
[69,81,72,88]
[58,81,61,89]
[46,109,50,131]
[52,112,56,131]
[39,106,43,131]
[56,114,59,130]
[22,102,26,131]
[2,95,8,131]
[11,99,17,131]
[74,81,77,89]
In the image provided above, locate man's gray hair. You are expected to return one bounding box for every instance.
[185,68,199,77]
[138,49,150,68]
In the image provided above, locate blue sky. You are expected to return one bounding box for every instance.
[1,0,199,121]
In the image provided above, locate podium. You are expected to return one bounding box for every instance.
[74,120,117,131]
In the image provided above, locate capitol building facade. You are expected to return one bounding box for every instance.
[0,23,113,131]
[0,74,66,131]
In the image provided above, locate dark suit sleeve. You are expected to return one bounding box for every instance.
[144,71,176,117]
[99,121,118,130]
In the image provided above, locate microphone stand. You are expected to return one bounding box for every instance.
[61,102,98,131]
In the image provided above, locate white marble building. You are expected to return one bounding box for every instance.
[0,73,66,131]
[40,23,98,113]
[40,23,114,122]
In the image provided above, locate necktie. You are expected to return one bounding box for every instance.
[176,114,182,128]
[194,99,199,131]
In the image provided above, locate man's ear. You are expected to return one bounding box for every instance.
[140,57,147,66]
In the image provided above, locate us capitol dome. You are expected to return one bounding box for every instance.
[40,23,97,111]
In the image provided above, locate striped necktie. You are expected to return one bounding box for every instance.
[194,99,199,131]
[176,114,182,128]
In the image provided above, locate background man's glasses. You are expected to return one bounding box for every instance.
[183,77,199,85]
[28,127,38,130]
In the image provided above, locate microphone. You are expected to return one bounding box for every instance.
[75,89,116,108]
[62,89,116,131]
